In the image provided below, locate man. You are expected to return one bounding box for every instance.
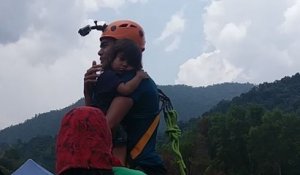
[84,20,167,175]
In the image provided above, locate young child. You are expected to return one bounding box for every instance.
[91,39,148,165]
[91,38,148,113]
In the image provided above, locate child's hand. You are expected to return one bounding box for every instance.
[136,70,149,79]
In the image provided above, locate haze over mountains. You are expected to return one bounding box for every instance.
[0,83,254,144]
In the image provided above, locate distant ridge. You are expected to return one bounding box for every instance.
[207,73,300,115]
[0,83,253,144]
[0,99,84,144]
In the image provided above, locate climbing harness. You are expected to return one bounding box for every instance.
[128,89,187,175]
[158,89,187,175]
[130,114,160,159]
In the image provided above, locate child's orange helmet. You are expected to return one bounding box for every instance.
[101,20,146,51]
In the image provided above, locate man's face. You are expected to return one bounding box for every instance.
[98,38,115,64]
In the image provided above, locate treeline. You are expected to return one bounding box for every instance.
[1,106,299,175]
[208,73,300,115]
[161,105,300,175]
[0,136,55,174]
[161,73,300,175]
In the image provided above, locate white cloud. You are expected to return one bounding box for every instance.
[0,30,99,129]
[202,0,225,44]
[0,0,102,129]
[83,0,147,11]
[177,0,300,87]
[128,0,148,3]
[165,36,181,52]
[83,0,125,11]
[0,0,155,129]
[176,50,242,86]
[157,11,185,41]
[280,0,300,34]
[219,22,250,43]
[155,10,185,52]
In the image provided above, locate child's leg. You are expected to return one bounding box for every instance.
[112,125,128,165]
[112,145,127,165]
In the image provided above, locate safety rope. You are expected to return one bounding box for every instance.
[158,89,187,175]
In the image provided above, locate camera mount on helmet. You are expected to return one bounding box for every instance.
[78,20,107,37]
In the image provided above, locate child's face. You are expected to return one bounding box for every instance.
[111,53,132,72]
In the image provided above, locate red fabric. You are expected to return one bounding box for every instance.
[56,106,120,175]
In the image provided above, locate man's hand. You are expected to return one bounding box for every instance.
[84,60,102,105]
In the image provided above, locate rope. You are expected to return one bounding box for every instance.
[164,109,186,175]
[158,89,187,175]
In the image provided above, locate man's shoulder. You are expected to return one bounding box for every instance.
[139,78,157,89]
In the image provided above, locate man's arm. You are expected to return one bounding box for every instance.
[106,96,133,129]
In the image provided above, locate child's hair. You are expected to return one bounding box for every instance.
[102,39,142,70]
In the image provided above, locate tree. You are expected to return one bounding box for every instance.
[248,110,300,175]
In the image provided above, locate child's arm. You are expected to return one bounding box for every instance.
[117,70,149,95]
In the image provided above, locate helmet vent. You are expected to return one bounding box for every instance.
[129,24,137,28]
[139,30,144,37]
[119,24,129,27]
[110,25,117,31]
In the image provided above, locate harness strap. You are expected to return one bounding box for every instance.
[130,114,160,160]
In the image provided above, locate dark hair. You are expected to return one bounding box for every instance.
[102,39,142,70]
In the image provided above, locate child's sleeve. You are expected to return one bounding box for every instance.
[97,71,122,94]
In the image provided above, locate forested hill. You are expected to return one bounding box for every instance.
[169,73,300,175]
[0,99,84,144]
[0,83,253,144]
[207,73,300,114]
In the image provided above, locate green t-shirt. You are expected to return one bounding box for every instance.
[112,167,146,175]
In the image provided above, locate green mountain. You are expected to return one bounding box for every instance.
[207,73,300,114]
[0,83,253,144]
[169,73,300,175]
[0,100,84,144]
[159,83,254,121]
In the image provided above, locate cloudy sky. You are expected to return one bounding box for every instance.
[1,0,300,129]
